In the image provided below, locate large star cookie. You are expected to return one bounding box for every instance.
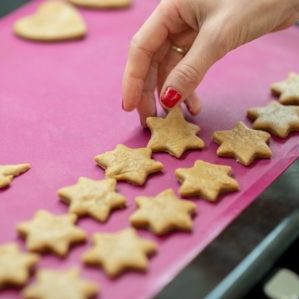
[0,243,39,288]
[271,73,299,105]
[130,189,196,235]
[212,121,272,166]
[0,163,30,188]
[17,210,86,257]
[146,107,205,158]
[68,0,131,9]
[95,144,163,186]
[23,268,98,299]
[14,1,86,41]
[175,160,239,201]
[247,101,299,138]
[58,177,127,222]
[82,228,157,277]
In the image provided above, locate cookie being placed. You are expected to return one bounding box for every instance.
[0,163,30,188]
[14,1,86,41]
[247,101,299,138]
[68,0,131,9]
[58,177,127,222]
[95,144,163,186]
[213,121,272,166]
[176,160,239,201]
[146,107,205,158]
[0,243,39,288]
[271,72,299,105]
[82,228,157,277]
[130,189,196,235]
[17,210,86,257]
[23,268,98,299]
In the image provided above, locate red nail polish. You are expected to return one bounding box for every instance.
[161,88,181,108]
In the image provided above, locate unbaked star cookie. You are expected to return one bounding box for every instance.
[0,243,39,288]
[14,1,86,41]
[82,228,157,277]
[17,210,86,257]
[146,107,205,158]
[130,189,196,235]
[23,268,98,299]
[0,163,30,188]
[175,160,239,201]
[247,101,299,138]
[68,0,132,9]
[212,121,272,166]
[95,144,163,186]
[58,177,127,222]
[271,73,299,105]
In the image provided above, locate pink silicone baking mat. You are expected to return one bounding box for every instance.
[0,1,298,298]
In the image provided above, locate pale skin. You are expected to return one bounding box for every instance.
[122,0,299,126]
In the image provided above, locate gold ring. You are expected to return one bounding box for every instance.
[171,45,188,55]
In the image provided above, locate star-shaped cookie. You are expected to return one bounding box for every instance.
[95,144,163,186]
[271,72,299,105]
[23,268,98,299]
[146,107,205,158]
[212,121,272,166]
[58,177,127,222]
[0,163,30,188]
[130,189,196,235]
[0,243,39,288]
[82,228,157,277]
[247,101,299,138]
[175,160,239,201]
[17,210,86,257]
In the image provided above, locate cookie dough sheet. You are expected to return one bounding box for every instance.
[0,1,298,298]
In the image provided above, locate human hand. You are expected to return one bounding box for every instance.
[122,0,299,126]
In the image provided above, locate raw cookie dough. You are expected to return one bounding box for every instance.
[213,121,272,166]
[130,189,196,235]
[95,144,163,186]
[82,228,157,277]
[68,0,131,9]
[58,177,127,222]
[0,163,30,188]
[247,101,299,138]
[0,243,39,288]
[146,107,205,158]
[17,210,86,257]
[176,160,239,201]
[14,1,86,41]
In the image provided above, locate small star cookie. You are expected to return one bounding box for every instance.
[212,121,272,166]
[0,243,39,288]
[95,144,163,186]
[130,189,196,235]
[175,160,239,201]
[68,0,132,9]
[146,107,205,158]
[58,177,127,222]
[82,228,157,277]
[247,101,299,138]
[17,210,86,257]
[23,268,98,299]
[0,163,30,188]
[271,73,299,105]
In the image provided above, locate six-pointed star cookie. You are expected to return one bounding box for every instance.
[0,243,39,288]
[271,72,299,105]
[175,160,239,201]
[146,107,205,158]
[247,101,299,138]
[58,177,127,222]
[213,121,272,166]
[23,268,98,299]
[130,189,196,235]
[0,163,30,188]
[17,210,86,257]
[82,228,157,277]
[95,144,163,186]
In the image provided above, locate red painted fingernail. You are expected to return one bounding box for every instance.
[161,88,181,108]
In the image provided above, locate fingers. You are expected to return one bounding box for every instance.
[185,93,201,115]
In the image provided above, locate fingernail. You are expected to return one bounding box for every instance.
[161,87,181,108]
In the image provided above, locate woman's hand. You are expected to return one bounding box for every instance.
[122,0,299,126]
